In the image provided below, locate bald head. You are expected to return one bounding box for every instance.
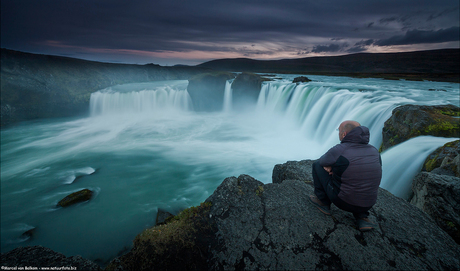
[338,120,361,141]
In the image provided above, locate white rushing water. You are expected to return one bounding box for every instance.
[1,74,458,265]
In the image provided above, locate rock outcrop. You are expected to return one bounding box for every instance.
[186,72,235,111]
[410,172,460,244]
[292,76,312,83]
[231,72,267,109]
[272,159,315,184]
[0,49,208,127]
[423,140,459,176]
[57,189,93,207]
[380,104,459,151]
[106,161,459,270]
[407,139,460,244]
[1,245,101,270]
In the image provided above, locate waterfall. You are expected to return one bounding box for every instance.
[223,80,233,112]
[89,85,193,116]
[255,81,407,148]
[380,136,455,198]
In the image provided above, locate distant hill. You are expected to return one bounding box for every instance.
[197,49,460,82]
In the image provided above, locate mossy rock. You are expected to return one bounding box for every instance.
[106,202,216,271]
[381,104,460,151]
[57,189,93,207]
[423,140,459,171]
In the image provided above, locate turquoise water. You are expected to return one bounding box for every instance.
[1,75,458,264]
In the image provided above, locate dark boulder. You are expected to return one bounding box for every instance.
[231,72,267,108]
[105,202,216,271]
[57,189,93,207]
[292,76,312,83]
[0,245,101,270]
[380,104,459,151]
[187,72,235,111]
[410,172,460,244]
[272,159,315,184]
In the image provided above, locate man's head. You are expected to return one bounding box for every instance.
[338,120,361,141]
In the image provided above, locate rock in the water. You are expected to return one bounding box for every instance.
[20,227,36,240]
[292,76,311,83]
[187,72,235,111]
[0,245,101,270]
[272,159,315,184]
[380,104,459,151]
[410,171,460,244]
[155,209,174,225]
[57,188,93,207]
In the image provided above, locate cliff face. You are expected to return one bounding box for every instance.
[0,49,208,127]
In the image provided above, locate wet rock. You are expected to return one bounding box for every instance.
[20,227,36,240]
[380,104,459,151]
[292,76,311,83]
[187,72,235,111]
[57,188,93,207]
[410,172,460,244]
[0,245,101,270]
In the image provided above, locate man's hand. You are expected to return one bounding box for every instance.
[323,166,333,175]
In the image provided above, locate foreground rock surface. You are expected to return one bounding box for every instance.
[107,160,459,270]
[380,104,459,151]
[1,245,101,270]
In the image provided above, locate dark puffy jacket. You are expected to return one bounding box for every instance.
[319,126,382,207]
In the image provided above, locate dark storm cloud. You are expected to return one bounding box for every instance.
[311,43,349,53]
[1,0,459,64]
[375,26,460,46]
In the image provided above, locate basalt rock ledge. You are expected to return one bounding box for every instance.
[106,161,459,270]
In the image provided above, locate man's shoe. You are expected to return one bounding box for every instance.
[309,195,331,215]
[358,218,376,232]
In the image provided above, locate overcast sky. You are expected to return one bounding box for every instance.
[1,0,459,65]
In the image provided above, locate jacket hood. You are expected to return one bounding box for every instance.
[341,126,370,144]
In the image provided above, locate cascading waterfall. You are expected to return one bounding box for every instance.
[256,81,406,148]
[223,80,233,112]
[89,81,193,116]
[380,136,456,198]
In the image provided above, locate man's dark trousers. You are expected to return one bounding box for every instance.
[312,160,371,220]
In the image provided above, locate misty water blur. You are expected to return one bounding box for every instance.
[1,74,458,264]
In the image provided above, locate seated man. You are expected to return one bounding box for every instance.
[309,120,382,231]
